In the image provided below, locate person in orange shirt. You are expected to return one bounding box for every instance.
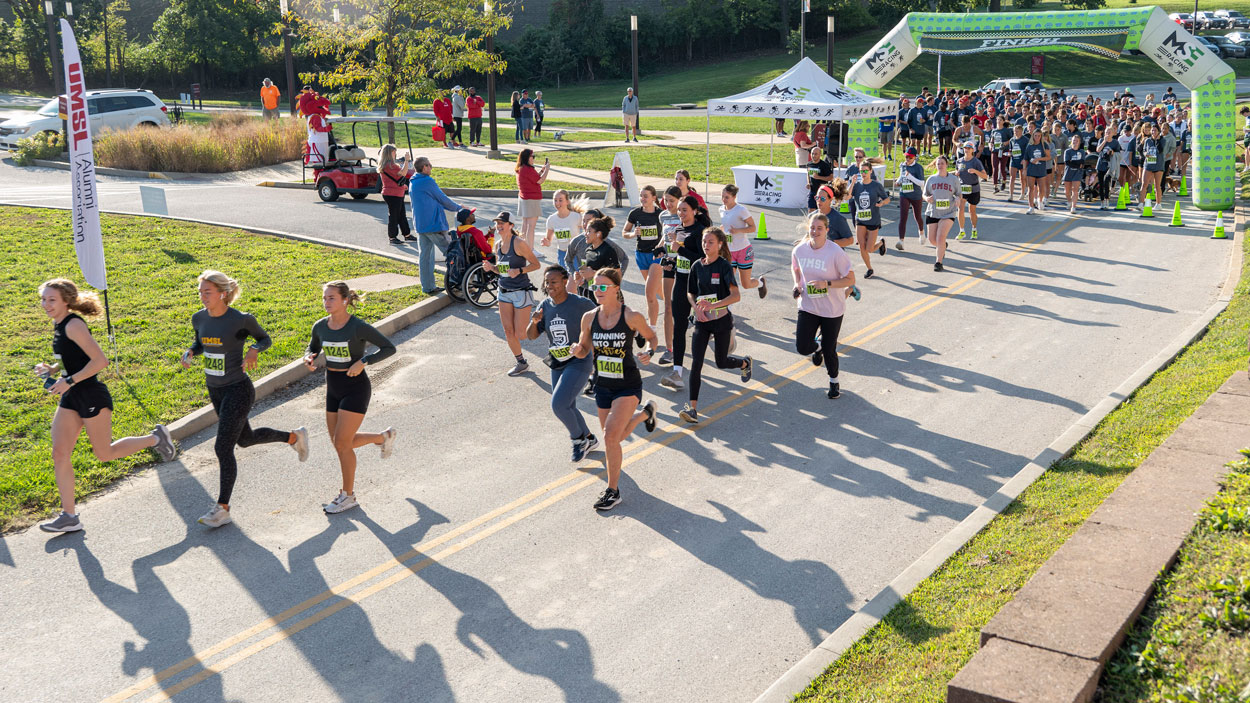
[260,78,281,119]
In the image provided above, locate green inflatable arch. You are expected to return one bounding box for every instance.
[844,7,1236,211]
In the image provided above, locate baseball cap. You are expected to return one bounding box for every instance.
[456,207,476,225]
[493,211,514,224]
[905,147,917,157]
[962,141,976,149]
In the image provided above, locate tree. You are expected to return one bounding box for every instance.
[151,0,272,89]
[548,0,604,81]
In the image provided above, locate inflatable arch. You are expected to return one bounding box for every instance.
[844,7,1236,211]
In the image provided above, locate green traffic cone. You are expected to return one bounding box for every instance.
[1179,173,1188,197]
[1115,184,1128,211]
[1168,201,1183,227]
[1212,211,1227,239]
[1140,197,1154,218]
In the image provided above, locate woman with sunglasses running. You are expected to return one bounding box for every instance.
[569,268,657,510]
[955,141,989,240]
[791,214,855,399]
[850,166,890,279]
[483,211,541,376]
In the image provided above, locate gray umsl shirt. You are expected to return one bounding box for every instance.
[190,307,273,388]
[621,95,639,115]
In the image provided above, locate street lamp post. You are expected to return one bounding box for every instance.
[43,1,61,98]
[333,7,346,116]
[825,16,834,77]
[280,0,296,116]
[631,15,640,134]
[486,0,499,158]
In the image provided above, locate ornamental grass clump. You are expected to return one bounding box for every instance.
[95,114,305,173]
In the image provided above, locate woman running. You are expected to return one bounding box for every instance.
[991,116,1013,194]
[655,186,683,366]
[576,215,624,295]
[303,281,397,514]
[660,195,710,391]
[1049,121,1066,203]
[924,156,962,272]
[1007,124,1028,203]
[569,268,658,510]
[679,227,752,424]
[182,270,308,528]
[525,265,599,462]
[483,211,541,376]
[515,149,550,250]
[1139,122,1166,208]
[623,185,664,332]
[1093,125,1119,210]
[850,166,890,279]
[541,190,586,270]
[35,279,175,533]
[791,215,855,399]
[896,147,924,250]
[674,169,706,209]
[719,184,767,297]
[1062,134,1086,214]
[1024,129,1051,214]
[955,142,989,240]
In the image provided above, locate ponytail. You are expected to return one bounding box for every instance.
[198,269,241,304]
[323,280,363,306]
[39,278,102,316]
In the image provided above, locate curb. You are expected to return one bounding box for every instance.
[754,203,1245,703]
[33,158,175,180]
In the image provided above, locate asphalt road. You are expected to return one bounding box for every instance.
[0,161,1235,702]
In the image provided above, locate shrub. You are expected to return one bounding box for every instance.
[12,131,63,166]
[94,114,306,173]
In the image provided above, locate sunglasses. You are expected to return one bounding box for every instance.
[588,283,614,292]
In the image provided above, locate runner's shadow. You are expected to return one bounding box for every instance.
[615,476,855,647]
[0,536,11,567]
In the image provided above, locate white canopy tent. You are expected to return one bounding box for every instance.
[703,57,898,189]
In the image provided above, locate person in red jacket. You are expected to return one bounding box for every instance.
[432,93,453,148]
[466,87,486,147]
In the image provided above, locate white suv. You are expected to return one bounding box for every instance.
[981,78,1045,93]
[0,89,170,151]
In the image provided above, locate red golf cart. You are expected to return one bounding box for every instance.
[303,116,414,202]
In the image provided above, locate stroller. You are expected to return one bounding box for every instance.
[1077,153,1103,202]
[445,229,498,308]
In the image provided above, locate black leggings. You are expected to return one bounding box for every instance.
[208,379,290,505]
[1097,171,1112,201]
[384,195,410,239]
[898,198,923,239]
[796,310,843,380]
[689,315,746,402]
[453,117,463,143]
[671,278,693,368]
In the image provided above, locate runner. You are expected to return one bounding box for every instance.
[991,115,1013,194]
[791,214,855,399]
[622,185,664,335]
[924,156,962,272]
[568,268,658,510]
[1007,124,1028,203]
[659,195,710,390]
[1062,134,1086,214]
[815,180,856,248]
[674,170,706,209]
[935,99,955,159]
[483,211,541,376]
[896,147,924,250]
[541,189,587,270]
[525,265,600,462]
[182,270,308,528]
[35,279,175,533]
[1093,125,1119,210]
[806,146,834,214]
[955,141,989,240]
[575,215,625,296]
[850,166,890,279]
[1024,128,1051,214]
[719,184,767,298]
[678,227,752,424]
[303,281,397,514]
[656,186,683,366]
[1139,122,1166,208]
[1049,121,1066,203]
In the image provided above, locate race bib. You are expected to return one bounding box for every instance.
[960,184,972,194]
[725,232,733,244]
[554,229,571,241]
[549,345,571,361]
[496,261,510,275]
[638,225,658,241]
[856,209,872,221]
[595,357,624,379]
[993,134,1003,147]
[1011,144,1022,158]
[323,341,351,364]
[936,198,951,210]
[676,256,692,273]
[805,282,827,296]
[697,294,719,306]
[901,182,915,193]
[203,352,226,377]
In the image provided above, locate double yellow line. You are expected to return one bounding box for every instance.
[105,218,1074,703]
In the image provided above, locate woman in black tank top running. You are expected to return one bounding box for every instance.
[569,268,658,511]
[35,279,176,533]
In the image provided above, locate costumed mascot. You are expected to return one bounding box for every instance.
[304,94,333,166]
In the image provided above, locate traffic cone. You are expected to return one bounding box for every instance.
[1212,211,1227,239]
[756,212,770,240]
[1140,197,1154,218]
[1179,174,1188,197]
[1115,184,1128,211]
[1168,201,1184,227]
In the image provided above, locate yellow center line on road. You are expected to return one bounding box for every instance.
[105,217,1073,703]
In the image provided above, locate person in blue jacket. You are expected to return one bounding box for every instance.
[409,156,462,295]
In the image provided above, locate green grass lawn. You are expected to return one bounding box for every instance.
[534,143,783,185]
[0,207,429,531]
[793,195,1250,701]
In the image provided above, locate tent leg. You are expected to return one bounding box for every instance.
[770,130,774,166]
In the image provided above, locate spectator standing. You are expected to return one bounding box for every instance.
[622,87,640,143]
[450,86,466,148]
[510,91,522,143]
[467,87,485,147]
[534,91,546,135]
[793,121,815,167]
[431,92,453,148]
[409,156,462,294]
[260,79,281,119]
[516,148,550,250]
[377,144,415,244]
[520,89,535,143]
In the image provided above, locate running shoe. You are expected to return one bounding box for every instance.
[955,230,966,240]
[324,491,359,514]
[1026,206,1036,214]
[934,261,944,272]
[1068,206,1075,214]
[970,229,978,240]
[877,240,886,256]
[758,275,768,299]
[584,434,600,454]
[656,349,673,366]
[152,424,177,462]
[679,403,699,424]
[584,379,595,397]
[593,487,622,511]
[403,233,420,242]
[741,356,753,383]
[198,505,232,528]
[660,370,685,390]
[811,346,824,367]
[508,360,530,377]
[643,401,657,432]
[389,238,402,246]
[828,381,841,399]
[380,427,397,460]
[850,285,862,301]
[895,240,904,251]
[572,436,590,463]
[864,269,874,279]
[292,426,309,462]
[39,511,82,533]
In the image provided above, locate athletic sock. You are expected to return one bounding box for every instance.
[674,366,684,377]
[515,354,525,364]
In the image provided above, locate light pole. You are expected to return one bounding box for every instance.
[333,7,346,116]
[43,1,61,98]
[280,0,296,116]
[799,2,806,61]
[825,16,834,77]
[486,0,499,158]
[631,15,640,134]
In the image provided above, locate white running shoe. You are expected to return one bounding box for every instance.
[292,427,309,462]
[1026,206,1036,214]
[324,491,359,514]
[198,505,232,528]
[380,427,397,460]
[151,424,177,462]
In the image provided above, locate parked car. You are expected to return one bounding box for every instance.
[1206,35,1248,58]
[1197,11,1230,30]
[1169,12,1196,30]
[980,78,1045,93]
[0,89,170,151]
[1216,9,1250,28]
[1226,30,1250,46]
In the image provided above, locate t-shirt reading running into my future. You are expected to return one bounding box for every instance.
[850,180,888,228]
[792,239,853,319]
[626,206,662,254]
[536,293,596,368]
[546,211,581,253]
[718,203,752,253]
[190,307,273,388]
[924,173,961,219]
[306,315,397,371]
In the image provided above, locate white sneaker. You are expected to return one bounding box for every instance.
[1026,206,1036,214]
[324,490,358,514]
[292,426,309,462]
[1068,206,1075,214]
[380,427,397,460]
[198,505,232,528]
